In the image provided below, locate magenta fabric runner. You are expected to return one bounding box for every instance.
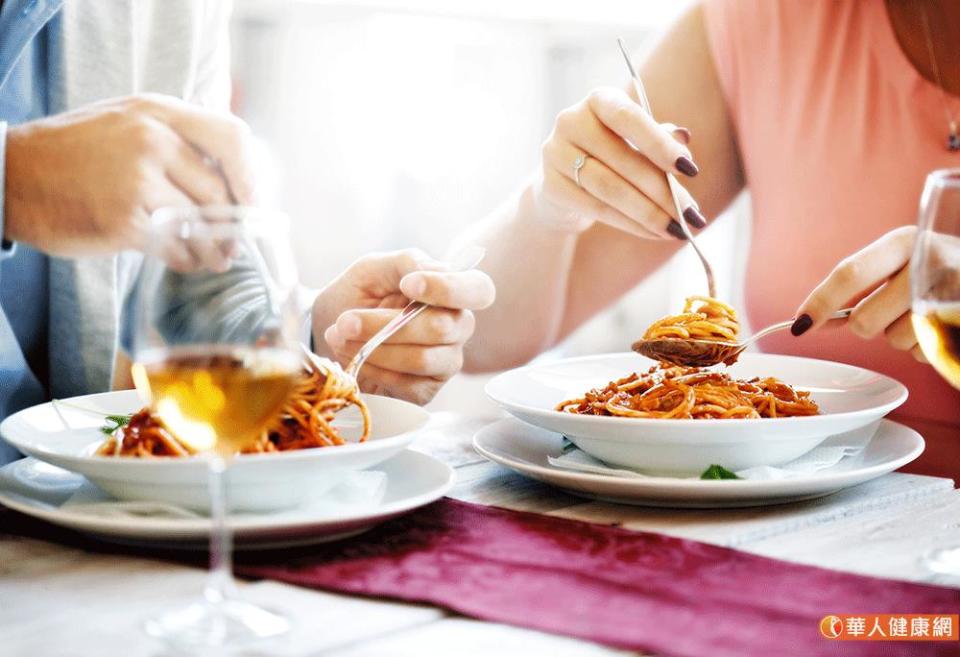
[239,498,960,657]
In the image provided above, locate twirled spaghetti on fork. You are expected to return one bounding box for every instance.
[642,295,740,343]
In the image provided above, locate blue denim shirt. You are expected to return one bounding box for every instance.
[0,0,64,463]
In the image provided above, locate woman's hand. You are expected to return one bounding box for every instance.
[790,226,927,362]
[534,86,707,240]
[311,249,496,405]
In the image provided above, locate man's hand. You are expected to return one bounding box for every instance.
[4,93,254,257]
[312,249,496,405]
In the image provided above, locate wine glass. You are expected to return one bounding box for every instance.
[911,169,960,575]
[126,206,302,648]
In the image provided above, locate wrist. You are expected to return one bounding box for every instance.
[519,181,593,238]
[3,123,40,246]
[525,178,594,236]
[0,121,9,255]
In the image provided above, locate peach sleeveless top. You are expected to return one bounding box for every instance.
[702,0,959,439]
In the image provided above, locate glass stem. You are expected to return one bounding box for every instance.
[204,454,237,605]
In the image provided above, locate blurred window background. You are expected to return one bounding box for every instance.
[229,0,751,397]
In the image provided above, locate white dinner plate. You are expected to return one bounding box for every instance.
[0,390,430,512]
[473,417,924,508]
[0,450,453,549]
[485,353,908,475]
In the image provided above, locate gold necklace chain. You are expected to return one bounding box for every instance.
[919,2,960,151]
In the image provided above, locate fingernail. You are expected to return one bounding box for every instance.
[683,206,707,229]
[790,314,813,337]
[675,155,699,177]
[673,126,691,145]
[338,313,361,339]
[666,220,687,240]
[401,273,427,298]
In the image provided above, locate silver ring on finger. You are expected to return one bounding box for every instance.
[573,153,590,188]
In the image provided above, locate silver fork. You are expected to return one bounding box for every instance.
[616,37,717,299]
[633,308,855,367]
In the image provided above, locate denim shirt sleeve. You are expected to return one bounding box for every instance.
[0,121,14,259]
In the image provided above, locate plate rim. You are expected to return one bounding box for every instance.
[485,352,909,428]
[472,416,924,493]
[0,449,454,538]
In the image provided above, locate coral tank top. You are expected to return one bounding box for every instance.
[702,0,959,453]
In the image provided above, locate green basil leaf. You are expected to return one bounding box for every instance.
[700,464,741,480]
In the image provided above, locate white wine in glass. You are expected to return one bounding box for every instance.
[911,169,960,575]
[132,347,300,455]
[127,206,302,648]
[912,304,960,389]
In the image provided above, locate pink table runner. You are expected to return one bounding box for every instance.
[239,498,960,657]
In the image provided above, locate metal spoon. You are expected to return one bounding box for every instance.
[302,246,487,387]
[632,308,854,367]
[617,37,717,299]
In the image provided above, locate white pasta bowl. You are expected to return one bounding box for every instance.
[485,353,908,476]
[0,390,429,512]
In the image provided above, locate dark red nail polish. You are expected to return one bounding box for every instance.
[683,206,707,229]
[791,314,813,336]
[675,156,699,177]
[667,220,688,240]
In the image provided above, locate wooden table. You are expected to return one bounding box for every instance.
[2,407,958,657]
